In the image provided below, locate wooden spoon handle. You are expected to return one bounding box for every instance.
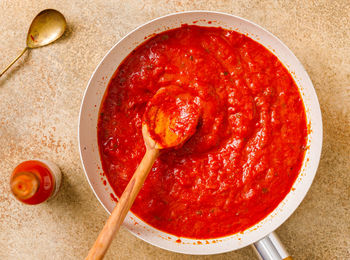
[86,148,159,260]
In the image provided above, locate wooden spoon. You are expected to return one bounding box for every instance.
[86,86,200,259]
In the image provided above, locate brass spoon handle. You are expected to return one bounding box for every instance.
[0,47,28,78]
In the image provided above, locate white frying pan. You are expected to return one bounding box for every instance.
[79,11,322,259]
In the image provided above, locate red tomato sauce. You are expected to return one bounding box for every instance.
[98,25,307,239]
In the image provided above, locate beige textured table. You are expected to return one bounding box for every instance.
[0,0,349,259]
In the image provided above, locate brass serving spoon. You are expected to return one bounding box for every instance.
[86,86,201,259]
[0,9,67,78]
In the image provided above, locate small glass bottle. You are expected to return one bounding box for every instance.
[10,159,62,205]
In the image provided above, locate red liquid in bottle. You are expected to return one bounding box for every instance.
[10,160,61,205]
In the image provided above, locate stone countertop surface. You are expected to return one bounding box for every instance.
[0,0,349,259]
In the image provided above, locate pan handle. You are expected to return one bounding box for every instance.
[251,232,292,260]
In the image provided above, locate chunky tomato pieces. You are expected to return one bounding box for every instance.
[98,25,307,239]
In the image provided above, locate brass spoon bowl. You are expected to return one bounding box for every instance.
[0,9,67,77]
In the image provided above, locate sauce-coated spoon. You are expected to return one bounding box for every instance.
[0,9,67,77]
[86,86,201,259]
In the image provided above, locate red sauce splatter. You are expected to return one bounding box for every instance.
[176,239,182,243]
[110,193,118,202]
[98,25,307,239]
